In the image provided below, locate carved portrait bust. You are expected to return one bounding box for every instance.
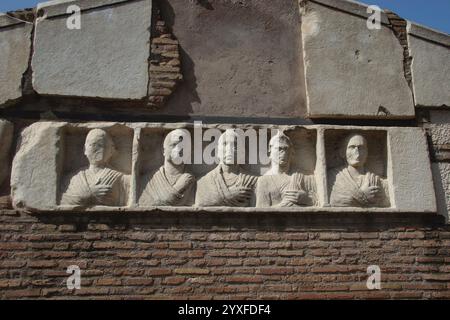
[328,133,390,207]
[256,132,317,207]
[60,129,130,207]
[195,129,257,207]
[139,129,195,206]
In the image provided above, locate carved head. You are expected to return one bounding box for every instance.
[163,129,190,165]
[84,129,115,166]
[217,129,239,165]
[269,131,293,167]
[341,133,368,168]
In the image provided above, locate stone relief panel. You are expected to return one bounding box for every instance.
[325,130,390,208]
[9,122,436,213]
[59,125,133,208]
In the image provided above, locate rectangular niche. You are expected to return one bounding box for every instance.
[324,129,391,208]
[58,124,134,207]
[135,126,317,208]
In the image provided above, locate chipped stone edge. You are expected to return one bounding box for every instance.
[407,21,450,47]
[308,0,390,25]
[37,0,133,18]
[0,12,28,29]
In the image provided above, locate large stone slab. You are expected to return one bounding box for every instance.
[10,121,436,214]
[0,14,32,106]
[151,0,306,118]
[301,0,415,118]
[388,127,436,212]
[407,22,450,107]
[32,0,152,100]
[11,122,66,210]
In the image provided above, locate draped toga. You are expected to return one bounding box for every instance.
[195,165,258,207]
[256,172,317,207]
[139,167,195,206]
[329,166,390,207]
[60,167,129,207]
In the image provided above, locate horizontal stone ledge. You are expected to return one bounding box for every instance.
[37,0,133,18]
[23,206,437,214]
[306,0,390,25]
[407,21,450,47]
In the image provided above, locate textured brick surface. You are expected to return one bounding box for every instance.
[0,211,449,300]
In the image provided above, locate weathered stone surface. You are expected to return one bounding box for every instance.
[0,120,13,188]
[32,0,152,100]
[431,162,450,222]
[0,14,32,106]
[11,122,66,210]
[10,122,435,213]
[426,110,450,162]
[407,22,450,107]
[388,127,436,212]
[151,0,306,118]
[301,0,415,118]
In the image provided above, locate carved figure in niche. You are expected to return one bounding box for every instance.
[329,133,390,207]
[256,132,317,207]
[139,129,195,206]
[195,129,257,207]
[61,129,130,207]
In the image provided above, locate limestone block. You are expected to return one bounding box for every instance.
[431,163,450,222]
[32,0,152,100]
[0,120,14,188]
[10,122,436,213]
[11,122,66,210]
[153,0,306,118]
[0,14,32,106]
[426,110,450,162]
[407,22,450,107]
[301,0,415,118]
[388,127,436,212]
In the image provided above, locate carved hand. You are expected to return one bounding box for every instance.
[228,186,253,205]
[91,184,113,200]
[173,174,195,194]
[361,175,379,202]
[281,189,308,206]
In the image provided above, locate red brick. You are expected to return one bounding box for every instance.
[163,277,186,285]
[225,276,264,284]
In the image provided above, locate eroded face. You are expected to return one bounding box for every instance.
[218,131,238,165]
[84,131,112,166]
[164,131,188,164]
[345,135,368,168]
[270,139,292,167]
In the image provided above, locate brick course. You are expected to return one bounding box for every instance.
[0,210,449,299]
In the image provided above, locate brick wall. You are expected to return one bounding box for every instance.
[1,210,449,299]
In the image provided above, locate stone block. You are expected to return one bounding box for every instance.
[0,14,32,106]
[407,22,450,107]
[301,0,415,118]
[32,0,152,100]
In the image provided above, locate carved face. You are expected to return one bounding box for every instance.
[164,129,188,164]
[84,129,114,166]
[270,137,292,167]
[218,130,238,165]
[345,134,368,168]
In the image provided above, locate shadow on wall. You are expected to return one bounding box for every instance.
[156,0,200,114]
